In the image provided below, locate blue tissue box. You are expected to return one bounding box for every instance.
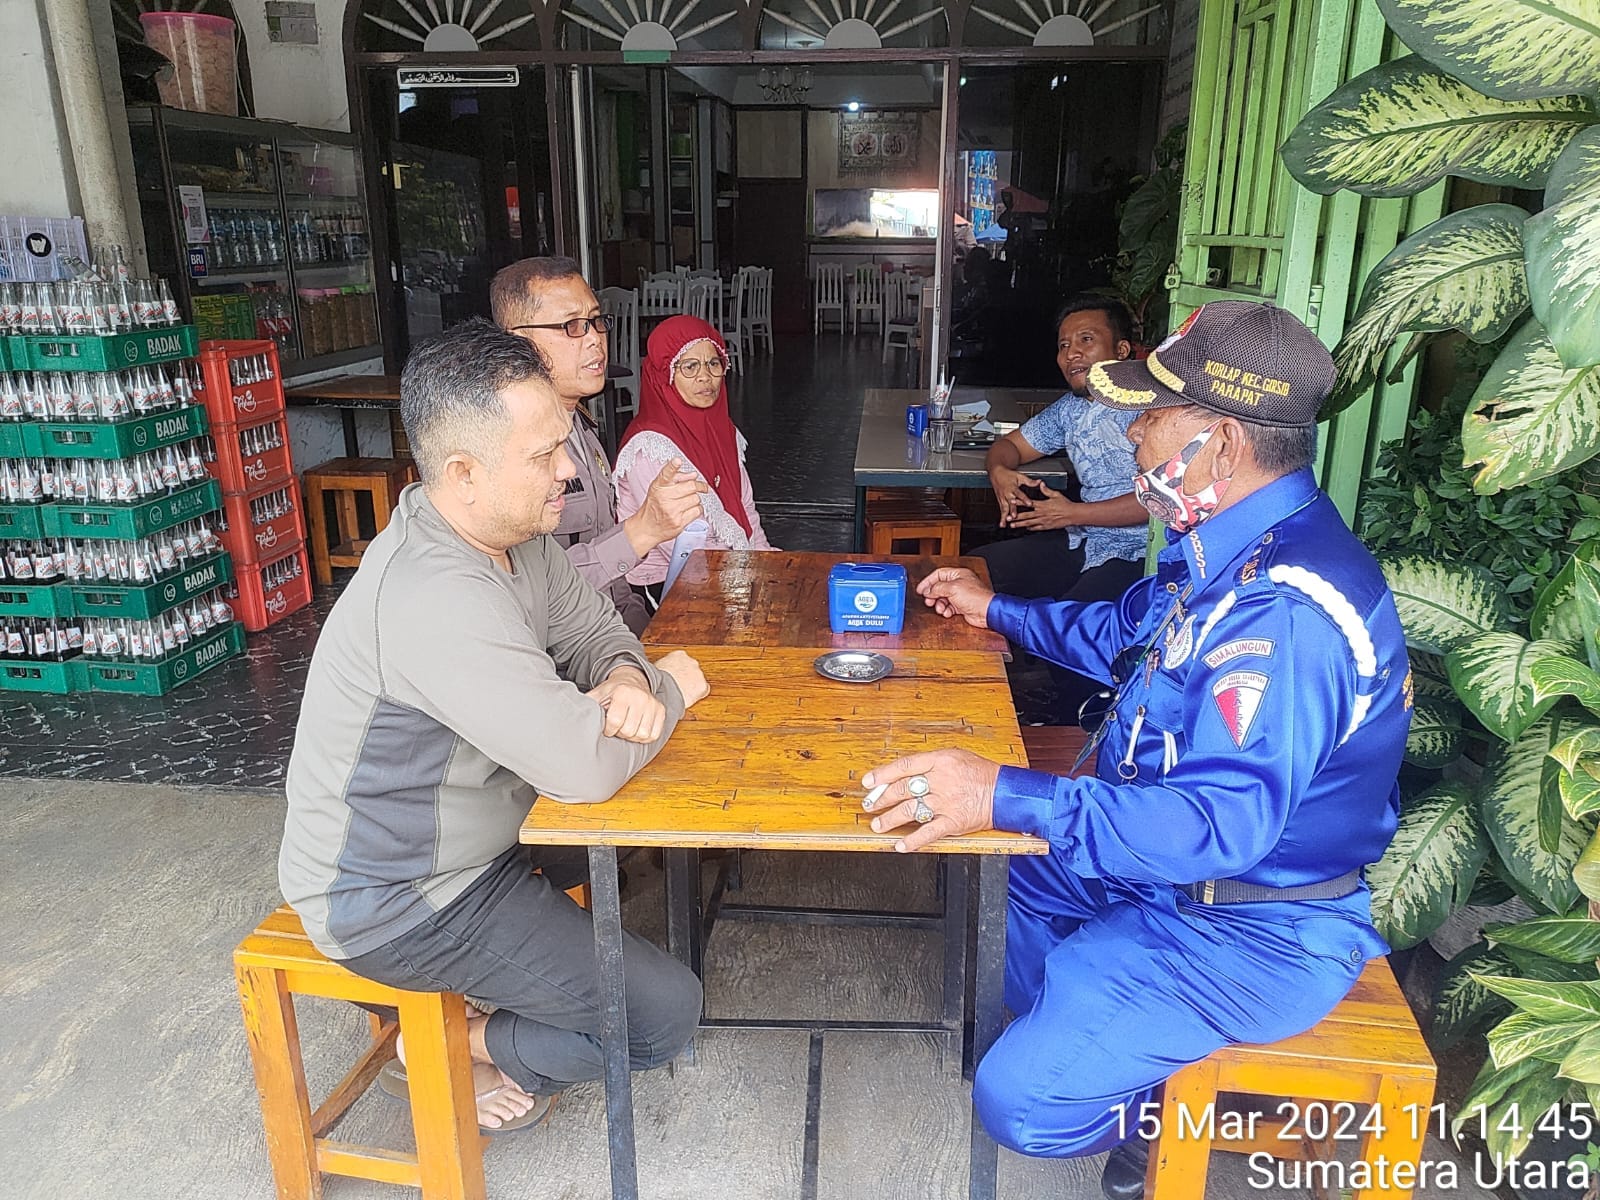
[828,562,907,633]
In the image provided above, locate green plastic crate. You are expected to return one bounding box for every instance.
[70,551,233,619]
[18,324,199,371]
[0,422,40,458]
[0,656,81,694]
[0,581,75,618]
[50,479,221,540]
[78,621,244,695]
[34,405,208,460]
[0,504,49,540]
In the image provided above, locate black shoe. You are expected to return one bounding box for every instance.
[1100,1137,1150,1200]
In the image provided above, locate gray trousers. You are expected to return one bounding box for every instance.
[344,846,702,1095]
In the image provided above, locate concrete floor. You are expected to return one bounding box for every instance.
[1,775,1495,1200]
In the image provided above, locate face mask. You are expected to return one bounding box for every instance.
[1133,420,1232,533]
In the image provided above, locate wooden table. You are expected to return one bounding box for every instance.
[642,549,1011,658]
[284,373,400,458]
[852,386,1074,548]
[520,645,1045,1200]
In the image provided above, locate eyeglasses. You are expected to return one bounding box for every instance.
[676,357,726,379]
[1076,643,1154,735]
[510,315,614,338]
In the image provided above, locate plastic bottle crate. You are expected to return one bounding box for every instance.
[51,478,221,540]
[218,478,306,566]
[77,621,245,696]
[33,404,208,460]
[0,503,49,540]
[15,324,198,372]
[205,414,293,493]
[0,654,81,694]
[228,541,311,632]
[0,421,36,458]
[70,550,233,620]
[195,339,285,427]
[0,581,74,618]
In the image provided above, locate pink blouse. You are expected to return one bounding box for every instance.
[613,430,777,585]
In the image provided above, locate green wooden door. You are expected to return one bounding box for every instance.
[1171,0,1447,523]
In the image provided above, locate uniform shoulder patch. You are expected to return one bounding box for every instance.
[1201,638,1275,670]
[1212,669,1270,747]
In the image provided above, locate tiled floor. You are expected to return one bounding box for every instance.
[0,332,1062,788]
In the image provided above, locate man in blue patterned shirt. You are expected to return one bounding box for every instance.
[976,296,1151,716]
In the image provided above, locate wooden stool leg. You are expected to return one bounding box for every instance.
[336,488,361,551]
[371,480,398,535]
[235,963,322,1200]
[868,524,894,555]
[938,526,960,556]
[1146,1059,1219,1200]
[1352,1076,1433,1200]
[304,478,334,587]
[396,990,486,1200]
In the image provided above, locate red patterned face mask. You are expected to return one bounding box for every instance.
[1133,420,1232,533]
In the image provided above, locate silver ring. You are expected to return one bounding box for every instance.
[913,799,935,824]
[907,774,930,798]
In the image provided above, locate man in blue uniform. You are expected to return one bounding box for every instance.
[862,302,1410,1199]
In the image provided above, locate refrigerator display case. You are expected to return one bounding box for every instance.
[128,106,381,376]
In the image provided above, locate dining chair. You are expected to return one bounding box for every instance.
[598,285,640,417]
[850,265,884,336]
[745,267,775,356]
[813,263,845,337]
[721,272,745,374]
[683,277,723,335]
[883,271,920,363]
[640,277,683,320]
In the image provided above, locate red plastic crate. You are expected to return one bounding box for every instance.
[195,339,286,427]
[205,413,293,493]
[217,477,308,566]
[226,540,312,632]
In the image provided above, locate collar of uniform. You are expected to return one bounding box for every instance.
[1158,468,1320,592]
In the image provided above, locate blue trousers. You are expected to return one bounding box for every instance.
[972,852,1382,1158]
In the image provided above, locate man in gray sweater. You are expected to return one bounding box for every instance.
[280,318,708,1131]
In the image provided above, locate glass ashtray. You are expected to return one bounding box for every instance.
[814,651,894,683]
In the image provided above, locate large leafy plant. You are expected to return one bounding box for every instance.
[1380,551,1600,1161]
[1280,0,1600,495]
[1111,122,1186,340]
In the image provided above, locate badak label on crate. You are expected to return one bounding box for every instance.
[194,638,232,669]
[143,332,189,360]
[184,563,221,592]
[154,413,197,441]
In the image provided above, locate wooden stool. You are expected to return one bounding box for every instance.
[1145,956,1436,1199]
[303,458,416,586]
[866,495,961,556]
[233,905,486,1200]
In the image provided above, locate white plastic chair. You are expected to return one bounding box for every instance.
[850,265,884,336]
[882,271,921,363]
[640,277,683,320]
[813,263,845,337]
[721,272,745,374]
[745,267,774,356]
[683,277,723,332]
[598,286,640,417]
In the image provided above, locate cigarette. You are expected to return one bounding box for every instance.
[863,782,888,810]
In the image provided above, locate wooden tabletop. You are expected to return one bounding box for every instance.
[642,550,1011,656]
[520,645,1046,856]
[284,373,401,406]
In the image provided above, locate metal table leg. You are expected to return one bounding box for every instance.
[940,856,970,1074]
[663,848,703,1067]
[588,844,640,1200]
[968,854,1010,1200]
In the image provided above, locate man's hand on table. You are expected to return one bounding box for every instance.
[654,649,709,709]
[1004,479,1076,531]
[587,665,667,743]
[918,568,995,628]
[624,457,708,556]
[862,749,1001,852]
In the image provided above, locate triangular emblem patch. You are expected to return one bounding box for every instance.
[1211,669,1269,747]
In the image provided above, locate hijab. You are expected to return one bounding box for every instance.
[620,314,752,535]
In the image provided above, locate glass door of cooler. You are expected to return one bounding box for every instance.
[132,108,298,365]
[277,133,382,369]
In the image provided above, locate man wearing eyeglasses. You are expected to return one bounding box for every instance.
[862,303,1411,1200]
[490,257,707,635]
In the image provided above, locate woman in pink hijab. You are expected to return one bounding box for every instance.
[615,315,775,588]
